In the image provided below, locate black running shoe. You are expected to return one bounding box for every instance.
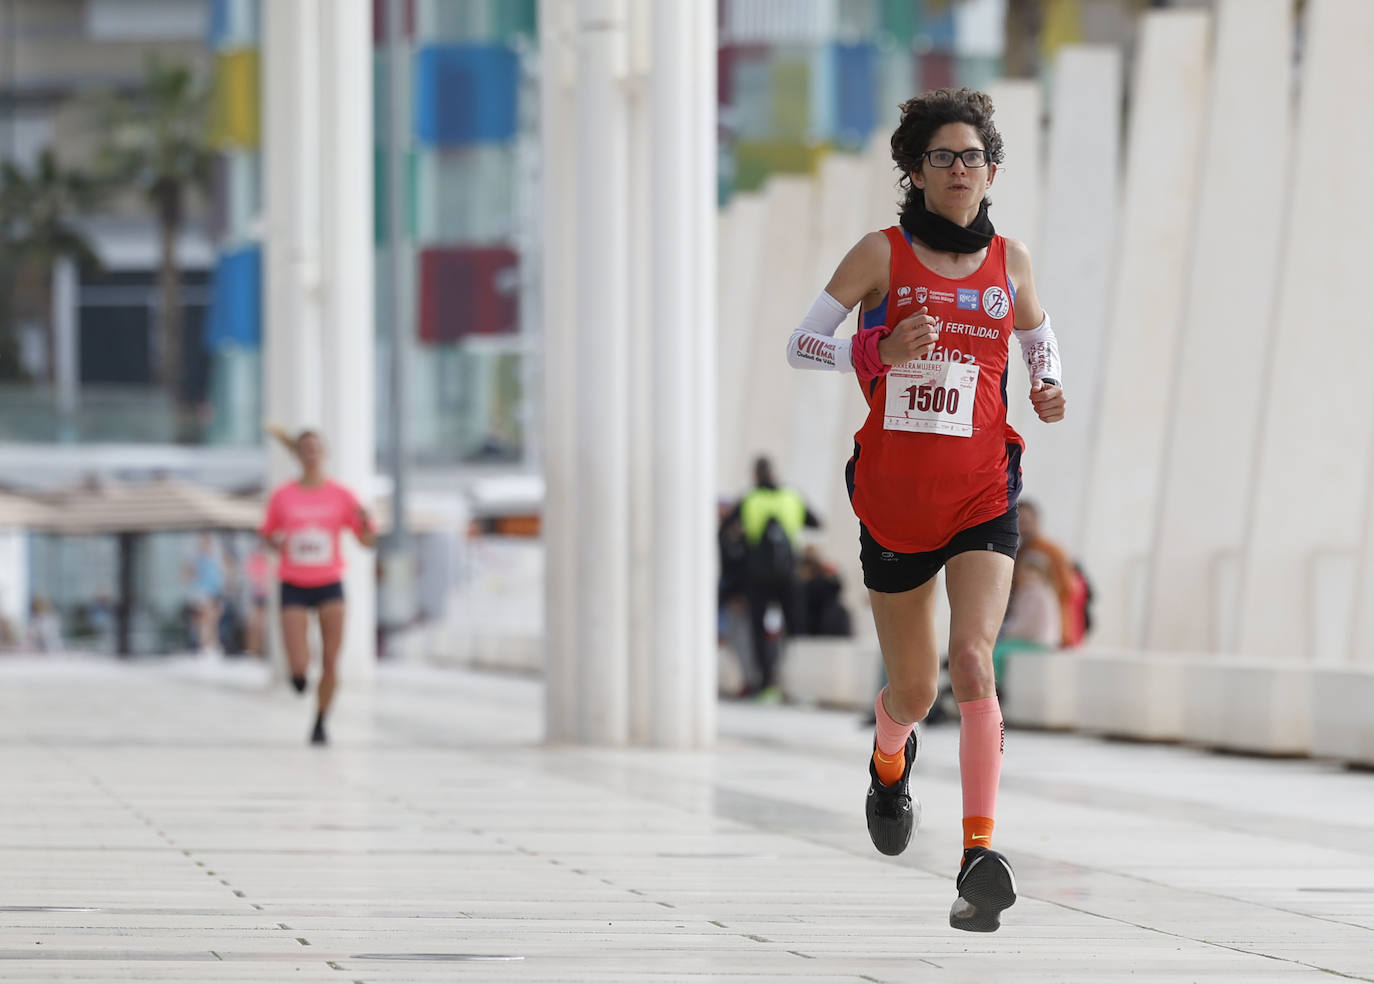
[864,728,919,856]
[949,846,1017,932]
[310,716,327,745]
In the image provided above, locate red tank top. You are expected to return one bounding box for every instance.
[849,227,1024,553]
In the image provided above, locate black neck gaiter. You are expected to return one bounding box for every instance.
[899,198,995,254]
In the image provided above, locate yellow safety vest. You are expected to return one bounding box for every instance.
[739,487,806,546]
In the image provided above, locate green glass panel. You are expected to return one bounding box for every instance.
[731,141,831,194]
[770,55,811,142]
[880,0,919,45]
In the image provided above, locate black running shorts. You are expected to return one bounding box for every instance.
[280,580,345,609]
[859,507,1020,594]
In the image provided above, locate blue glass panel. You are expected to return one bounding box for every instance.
[205,246,262,349]
[413,44,519,146]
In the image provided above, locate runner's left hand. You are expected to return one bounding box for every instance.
[1030,380,1065,423]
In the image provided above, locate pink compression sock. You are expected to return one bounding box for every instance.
[874,687,914,756]
[958,696,1004,846]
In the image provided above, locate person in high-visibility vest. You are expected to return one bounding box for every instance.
[718,456,821,701]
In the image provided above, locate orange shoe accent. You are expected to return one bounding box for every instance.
[962,815,994,850]
[872,747,906,786]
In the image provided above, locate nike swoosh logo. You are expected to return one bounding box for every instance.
[970,834,989,841]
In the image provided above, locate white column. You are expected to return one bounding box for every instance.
[263,0,322,451]
[787,153,862,509]
[1079,11,1211,646]
[737,175,811,488]
[262,0,309,680]
[626,0,655,744]
[539,0,579,741]
[647,0,690,745]
[714,193,767,493]
[790,152,868,636]
[573,0,630,744]
[318,0,377,685]
[982,80,1043,445]
[1021,46,1120,558]
[689,0,718,745]
[52,255,79,440]
[1237,0,1374,662]
[1354,442,1374,664]
[647,0,716,747]
[1144,0,1291,653]
[542,0,715,747]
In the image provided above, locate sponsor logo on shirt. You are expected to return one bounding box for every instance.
[957,288,980,311]
[896,284,914,307]
[927,288,956,305]
[941,321,1001,340]
[982,286,1011,319]
[915,286,928,304]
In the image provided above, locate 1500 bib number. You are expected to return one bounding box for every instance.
[883,361,978,437]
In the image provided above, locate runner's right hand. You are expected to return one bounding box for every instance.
[879,307,941,365]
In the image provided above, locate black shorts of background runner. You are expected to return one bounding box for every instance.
[280,581,345,609]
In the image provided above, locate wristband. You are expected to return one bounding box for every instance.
[852,325,892,381]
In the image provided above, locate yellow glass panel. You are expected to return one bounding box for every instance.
[210,49,261,150]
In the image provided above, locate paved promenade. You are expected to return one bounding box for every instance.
[1,654,1372,983]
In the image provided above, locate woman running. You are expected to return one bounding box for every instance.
[260,427,376,744]
[785,87,1066,932]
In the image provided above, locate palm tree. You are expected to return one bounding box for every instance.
[0,149,104,382]
[92,56,213,431]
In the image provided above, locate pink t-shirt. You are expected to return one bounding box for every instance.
[260,480,365,588]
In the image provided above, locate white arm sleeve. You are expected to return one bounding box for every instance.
[786,291,854,372]
[1014,310,1062,385]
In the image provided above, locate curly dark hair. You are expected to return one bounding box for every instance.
[890,87,1005,214]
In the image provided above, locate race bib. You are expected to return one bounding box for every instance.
[883,360,979,437]
[287,527,332,566]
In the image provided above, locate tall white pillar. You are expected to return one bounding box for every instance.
[541,0,715,747]
[1023,46,1121,558]
[1144,0,1291,653]
[318,0,377,684]
[539,0,579,742]
[625,0,655,745]
[688,0,718,745]
[714,193,766,493]
[1079,11,1211,646]
[262,0,307,681]
[1237,0,1374,662]
[647,0,715,747]
[982,80,1043,445]
[52,255,79,440]
[573,0,631,744]
[264,0,322,461]
[263,0,376,685]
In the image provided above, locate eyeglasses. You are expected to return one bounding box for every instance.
[921,148,988,168]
